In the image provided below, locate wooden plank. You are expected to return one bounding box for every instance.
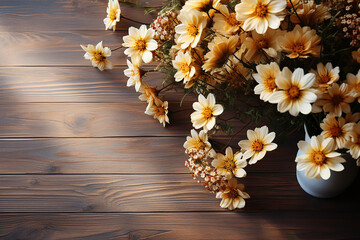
[0,212,359,240]
[0,67,188,102]
[0,31,131,66]
[0,0,160,32]
[0,137,188,174]
[0,102,192,137]
[0,173,358,212]
[0,135,301,174]
[0,102,258,138]
[0,174,220,212]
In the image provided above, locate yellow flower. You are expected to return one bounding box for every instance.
[345,70,360,99]
[182,0,221,18]
[253,62,281,102]
[352,48,360,63]
[124,59,142,92]
[175,10,207,49]
[320,114,356,150]
[310,62,340,91]
[296,135,345,180]
[183,129,212,152]
[145,99,169,127]
[80,41,113,71]
[172,51,196,84]
[235,0,287,34]
[290,1,331,26]
[123,25,158,64]
[278,25,321,59]
[238,126,278,164]
[244,29,282,63]
[138,84,157,104]
[269,67,317,116]
[313,83,355,117]
[212,147,247,179]
[216,178,250,210]
[190,93,224,132]
[103,0,121,31]
[345,122,360,164]
[202,35,239,74]
[213,5,242,36]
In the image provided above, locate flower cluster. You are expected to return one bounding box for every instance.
[81,0,360,210]
[338,0,360,47]
[184,125,277,210]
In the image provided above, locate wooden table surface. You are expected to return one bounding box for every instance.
[0,1,359,239]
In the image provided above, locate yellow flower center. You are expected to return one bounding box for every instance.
[155,106,165,116]
[226,188,240,199]
[291,43,305,55]
[224,158,236,171]
[287,86,301,99]
[312,151,327,165]
[135,39,147,51]
[202,107,213,119]
[180,63,191,73]
[94,52,105,62]
[255,3,268,18]
[109,9,118,21]
[331,94,344,105]
[330,126,342,137]
[194,141,206,150]
[187,24,199,37]
[264,76,277,91]
[257,39,268,49]
[251,140,264,152]
[318,75,331,84]
[227,13,239,26]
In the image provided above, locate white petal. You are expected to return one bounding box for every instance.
[142,51,153,63]
[212,104,224,116]
[320,166,331,180]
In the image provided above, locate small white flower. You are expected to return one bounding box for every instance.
[103,0,121,31]
[80,41,113,71]
[190,93,224,132]
[238,126,277,165]
[124,59,142,92]
[216,178,250,210]
[269,67,317,117]
[296,135,346,180]
[123,25,158,64]
[212,147,247,179]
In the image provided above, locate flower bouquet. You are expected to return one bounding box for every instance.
[81,0,360,210]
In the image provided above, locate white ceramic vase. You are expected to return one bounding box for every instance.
[296,127,359,198]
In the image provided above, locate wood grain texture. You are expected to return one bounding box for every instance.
[0,102,192,137]
[0,0,359,238]
[0,137,188,174]
[0,212,359,240]
[0,0,160,32]
[0,31,130,66]
[0,67,188,102]
[0,173,359,212]
[0,134,301,174]
[0,102,257,138]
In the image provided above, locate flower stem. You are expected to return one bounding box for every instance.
[158,81,176,93]
[121,15,150,25]
[289,0,304,25]
[111,46,123,51]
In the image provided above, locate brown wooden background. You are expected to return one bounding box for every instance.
[0,0,359,239]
